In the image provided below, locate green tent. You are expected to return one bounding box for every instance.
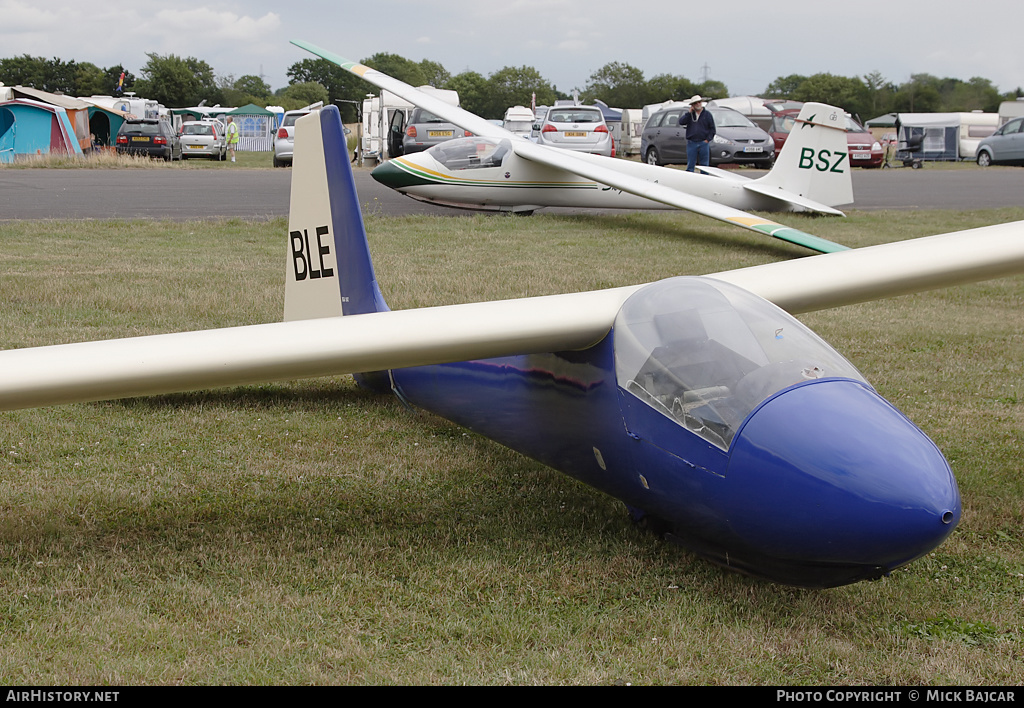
[225,103,276,151]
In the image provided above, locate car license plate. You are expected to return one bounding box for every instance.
[188,145,204,150]
[743,146,763,153]
[564,131,587,137]
[428,130,453,138]
[852,152,871,159]
[131,136,149,142]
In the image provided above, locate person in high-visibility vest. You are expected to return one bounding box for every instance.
[226,117,239,162]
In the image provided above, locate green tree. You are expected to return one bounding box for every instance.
[287,57,366,120]
[893,73,942,112]
[483,66,558,119]
[585,61,648,107]
[418,60,451,88]
[446,70,491,118]
[645,73,698,103]
[696,80,729,102]
[0,55,77,94]
[135,53,218,107]
[764,74,809,99]
[947,77,1002,112]
[362,53,427,86]
[280,81,329,110]
[792,73,869,117]
[862,70,895,115]
[235,74,271,100]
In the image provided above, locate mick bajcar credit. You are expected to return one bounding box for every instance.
[777,690,1017,703]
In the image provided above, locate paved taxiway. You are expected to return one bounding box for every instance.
[2,165,1023,220]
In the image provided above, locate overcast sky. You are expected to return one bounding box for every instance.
[3,0,1021,106]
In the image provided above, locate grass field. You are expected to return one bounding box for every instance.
[1,206,1022,685]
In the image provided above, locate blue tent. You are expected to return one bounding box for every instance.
[0,98,83,162]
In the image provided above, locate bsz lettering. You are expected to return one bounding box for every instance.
[798,147,847,174]
[290,225,335,281]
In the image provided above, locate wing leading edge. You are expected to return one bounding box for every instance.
[289,39,847,254]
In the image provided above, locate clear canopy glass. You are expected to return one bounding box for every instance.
[614,277,867,449]
[426,137,513,171]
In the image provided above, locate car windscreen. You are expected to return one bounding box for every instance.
[412,110,449,124]
[710,110,756,129]
[426,137,512,170]
[121,122,162,135]
[547,109,602,124]
[183,125,213,135]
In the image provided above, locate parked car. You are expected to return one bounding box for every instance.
[768,109,800,153]
[115,119,181,161]
[273,109,313,167]
[397,107,470,155]
[641,105,774,168]
[179,120,226,161]
[535,105,613,157]
[976,117,1024,166]
[845,116,884,168]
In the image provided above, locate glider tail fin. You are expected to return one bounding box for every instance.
[283,105,389,322]
[753,102,854,210]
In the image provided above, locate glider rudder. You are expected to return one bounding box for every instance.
[753,102,854,209]
[284,105,389,322]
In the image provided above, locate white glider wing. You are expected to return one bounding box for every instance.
[289,40,847,254]
[4,221,1024,412]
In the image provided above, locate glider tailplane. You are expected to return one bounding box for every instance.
[284,105,389,323]
[752,102,854,211]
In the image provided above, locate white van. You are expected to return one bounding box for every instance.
[502,106,535,138]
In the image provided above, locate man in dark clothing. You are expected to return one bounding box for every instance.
[677,95,716,172]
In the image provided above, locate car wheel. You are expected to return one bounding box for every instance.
[977,151,992,167]
[273,156,282,167]
[645,148,661,166]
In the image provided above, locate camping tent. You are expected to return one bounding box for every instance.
[0,98,84,162]
[8,86,91,151]
[225,103,277,151]
[85,104,129,147]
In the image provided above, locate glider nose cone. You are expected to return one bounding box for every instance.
[727,380,959,583]
[371,158,419,190]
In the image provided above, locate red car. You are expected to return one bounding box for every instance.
[844,116,884,168]
[768,107,884,168]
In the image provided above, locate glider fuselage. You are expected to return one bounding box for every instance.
[372,140,791,213]
[372,276,960,588]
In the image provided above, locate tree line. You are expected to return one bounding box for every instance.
[3,53,1021,123]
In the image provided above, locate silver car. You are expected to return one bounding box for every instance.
[976,117,1024,166]
[179,121,226,161]
[535,106,613,156]
[399,108,467,155]
[273,109,312,167]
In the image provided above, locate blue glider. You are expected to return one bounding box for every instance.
[4,107,1024,587]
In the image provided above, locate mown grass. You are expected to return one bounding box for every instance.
[1,208,1022,685]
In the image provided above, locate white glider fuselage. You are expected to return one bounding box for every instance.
[373,144,798,214]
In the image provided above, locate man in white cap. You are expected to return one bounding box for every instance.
[677,95,716,173]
